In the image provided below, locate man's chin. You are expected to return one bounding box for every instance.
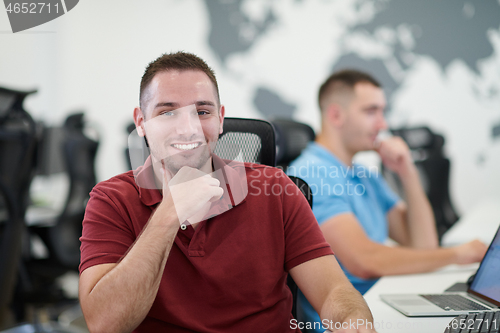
[162,154,212,175]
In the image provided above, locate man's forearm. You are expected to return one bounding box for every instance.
[80,203,180,333]
[359,244,458,278]
[399,165,438,249]
[320,283,374,332]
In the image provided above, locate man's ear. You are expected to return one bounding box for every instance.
[218,105,225,135]
[133,107,146,137]
[325,103,345,128]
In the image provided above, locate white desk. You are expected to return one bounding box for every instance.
[442,197,500,246]
[364,265,478,333]
[363,198,500,333]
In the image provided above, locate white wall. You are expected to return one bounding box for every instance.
[1,0,221,179]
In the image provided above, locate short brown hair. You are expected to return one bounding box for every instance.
[139,51,220,110]
[318,69,381,112]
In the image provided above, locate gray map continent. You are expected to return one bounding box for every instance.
[204,0,276,63]
[357,0,500,73]
[493,123,500,139]
[253,87,296,119]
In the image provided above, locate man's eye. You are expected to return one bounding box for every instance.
[198,110,209,116]
[160,111,174,116]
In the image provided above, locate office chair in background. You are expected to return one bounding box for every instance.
[9,113,98,332]
[46,113,98,268]
[386,126,460,241]
[271,118,315,170]
[0,87,39,329]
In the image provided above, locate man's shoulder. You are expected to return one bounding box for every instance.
[91,170,138,198]
[287,149,345,184]
[221,157,284,176]
[288,144,330,170]
[241,161,287,180]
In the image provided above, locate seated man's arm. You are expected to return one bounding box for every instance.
[320,213,487,279]
[290,255,375,332]
[79,167,223,333]
[386,202,411,246]
[79,201,179,333]
[378,137,438,249]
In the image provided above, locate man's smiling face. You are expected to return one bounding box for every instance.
[137,69,224,175]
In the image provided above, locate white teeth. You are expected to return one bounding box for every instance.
[173,143,200,150]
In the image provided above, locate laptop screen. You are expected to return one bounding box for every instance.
[469,225,500,305]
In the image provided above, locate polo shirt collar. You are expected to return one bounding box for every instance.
[133,155,248,213]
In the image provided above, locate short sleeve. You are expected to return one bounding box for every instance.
[79,186,136,274]
[308,174,352,225]
[278,171,333,272]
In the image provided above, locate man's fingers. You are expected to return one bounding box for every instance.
[207,176,220,187]
[209,186,224,202]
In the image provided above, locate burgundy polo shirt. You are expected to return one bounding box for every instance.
[80,155,333,332]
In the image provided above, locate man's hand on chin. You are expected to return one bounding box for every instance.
[162,165,223,226]
[375,136,415,179]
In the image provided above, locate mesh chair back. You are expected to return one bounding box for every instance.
[214,118,276,166]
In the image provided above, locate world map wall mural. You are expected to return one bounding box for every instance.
[203,0,500,212]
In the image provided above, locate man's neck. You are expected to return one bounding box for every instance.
[315,132,355,167]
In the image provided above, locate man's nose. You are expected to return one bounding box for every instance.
[176,110,201,136]
[377,113,388,131]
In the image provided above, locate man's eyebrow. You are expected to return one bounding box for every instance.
[364,104,385,110]
[196,100,216,107]
[154,102,179,109]
[154,101,216,109]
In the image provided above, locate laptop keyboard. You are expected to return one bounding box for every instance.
[421,294,491,311]
[444,311,500,333]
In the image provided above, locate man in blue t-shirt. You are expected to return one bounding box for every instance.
[287,69,487,333]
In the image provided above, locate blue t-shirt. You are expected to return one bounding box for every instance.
[287,142,399,332]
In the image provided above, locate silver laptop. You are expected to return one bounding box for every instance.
[380,224,500,317]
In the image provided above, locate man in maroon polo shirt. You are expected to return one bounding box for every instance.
[78,52,376,333]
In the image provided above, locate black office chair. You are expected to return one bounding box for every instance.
[214,117,276,166]
[49,113,99,268]
[25,112,98,281]
[387,126,460,241]
[271,118,315,170]
[214,117,314,320]
[285,175,312,320]
[9,113,98,332]
[0,87,38,329]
